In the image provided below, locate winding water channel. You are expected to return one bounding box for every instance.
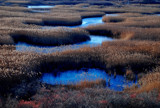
[16,5,137,91]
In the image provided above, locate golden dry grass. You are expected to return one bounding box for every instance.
[0,6,29,12]
[125,71,160,93]
[0,9,82,26]
[67,79,106,90]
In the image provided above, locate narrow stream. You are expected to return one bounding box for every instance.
[28,5,55,13]
[28,5,54,9]
[16,13,117,53]
[42,13,118,29]
[16,35,113,53]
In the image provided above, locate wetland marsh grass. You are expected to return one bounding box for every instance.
[1,40,159,90]
[10,27,90,46]
[39,40,159,76]
[85,24,160,41]
[0,27,90,45]
[103,14,160,28]
[0,1,160,107]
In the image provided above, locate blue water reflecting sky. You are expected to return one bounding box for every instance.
[28,5,54,9]
[41,68,137,91]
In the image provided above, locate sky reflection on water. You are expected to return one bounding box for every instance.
[42,68,137,91]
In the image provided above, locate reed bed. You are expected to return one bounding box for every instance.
[10,27,90,46]
[0,1,160,107]
[0,49,45,93]
[42,13,82,26]
[102,6,160,14]
[125,67,160,94]
[0,9,82,26]
[103,14,160,28]
[0,17,42,29]
[52,6,106,18]
[38,40,159,76]
[0,6,29,12]
[0,4,159,28]
[123,16,160,28]
[0,27,90,46]
[85,24,160,41]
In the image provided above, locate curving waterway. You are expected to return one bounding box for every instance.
[16,13,117,53]
[16,35,113,53]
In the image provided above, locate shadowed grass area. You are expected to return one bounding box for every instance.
[3,0,29,6]
[0,35,15,45]
[0,49,44,94]
[102,16,125,23]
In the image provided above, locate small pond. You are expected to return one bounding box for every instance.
[42,68,137,91]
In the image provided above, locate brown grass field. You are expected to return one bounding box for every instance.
[0,0,160,107]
